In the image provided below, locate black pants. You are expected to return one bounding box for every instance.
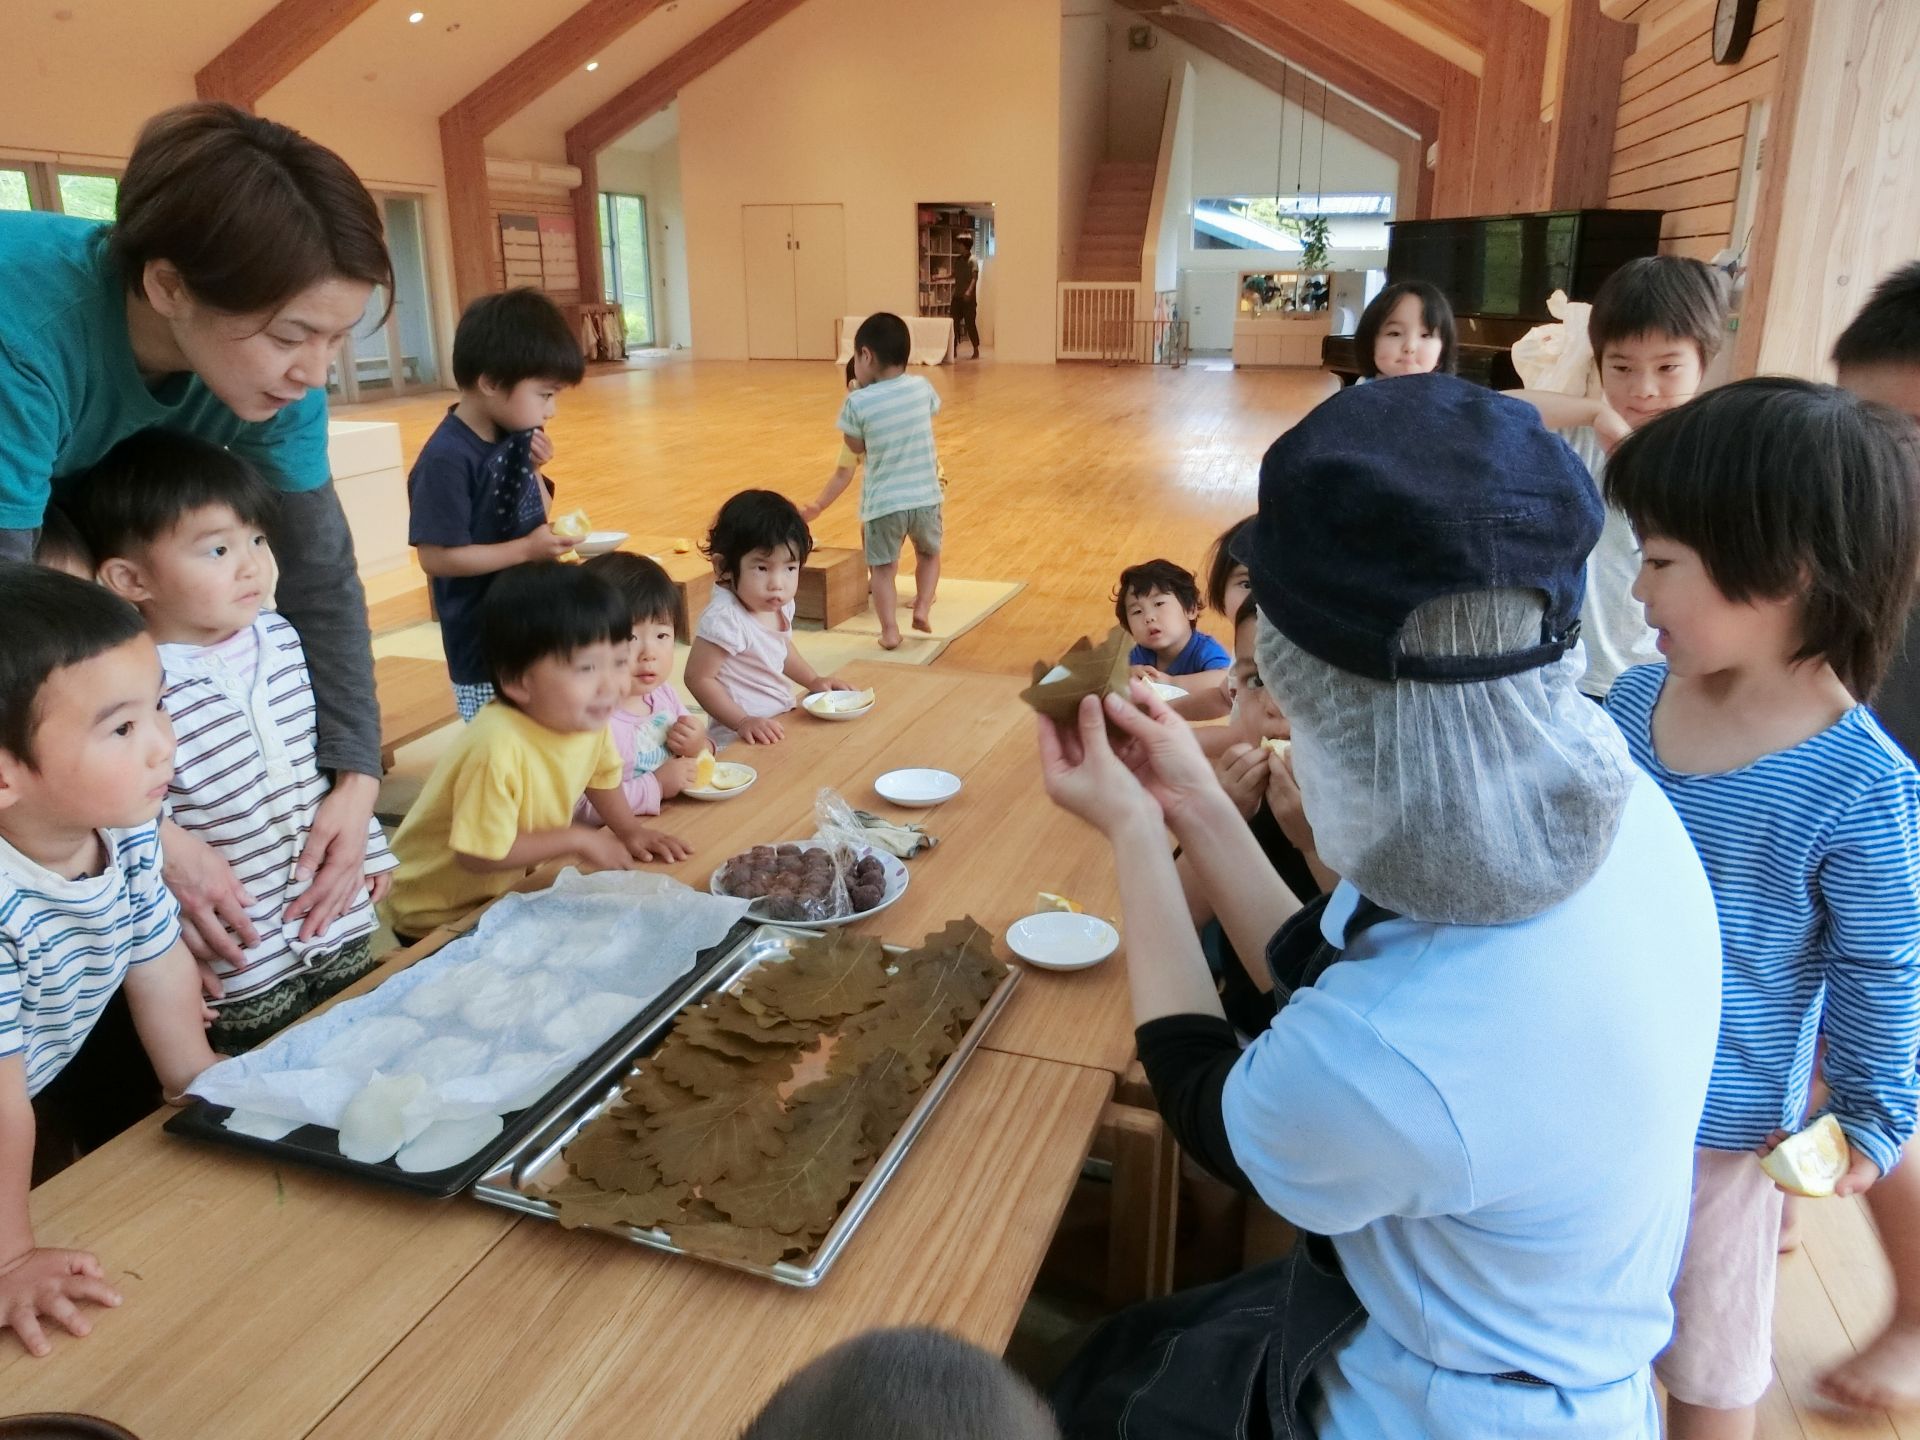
[30,990,163,1183]
[951,298,980,353]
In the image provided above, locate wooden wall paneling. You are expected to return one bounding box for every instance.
[1470,2,1551,214]
[1387,0,1485,50]
[1548,0,1637,209]
[440,110,495,310]
[1608,101,1746,175]
[487,183,584,307]
[1619,0,1783,99]
[567,0,818,156]
[1657,201,1735,242]
[1611,168,1739,211]
[569,143,604,305]
[1615,20,1783,128]
[1740,0,1920,378]
[1612,58,1776,151]
[1608,133,1744,197]
[1431,67,1480,218]
[195,0,382,108]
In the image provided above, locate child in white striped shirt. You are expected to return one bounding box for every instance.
[78,430,396,1053]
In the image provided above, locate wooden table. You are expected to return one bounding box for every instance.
[7,662,1136,1436]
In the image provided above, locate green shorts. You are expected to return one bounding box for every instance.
[863,504,943,566]
[208,937,380,1054]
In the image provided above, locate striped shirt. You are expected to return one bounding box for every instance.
[837,373,943,522]
[0,823,180,1097]
[158,613,396,1006]
[1608,663,1920,1174]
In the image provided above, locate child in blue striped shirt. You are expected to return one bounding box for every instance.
[1602,379,1920,1440]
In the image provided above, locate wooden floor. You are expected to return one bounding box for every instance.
[347,355,1907,1439]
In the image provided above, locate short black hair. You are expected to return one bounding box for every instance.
[1115,558,1203,628]
[70,428,278,561]
[0,565,148,767]
[34,503,94,576]
[738,1328,1058,1440]
[1588,255,1728,368]
[1355,281,1457,378]
[702,490,814,584]
[479,561,633,697]
[452,287,586,392]
[1834,262,1920,371]
[853,312,910,370]
[1204,515,1256,614]
[581,551,677,628]
[1606,377,1920,698]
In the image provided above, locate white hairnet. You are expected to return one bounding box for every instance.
[1257,590,1634,925]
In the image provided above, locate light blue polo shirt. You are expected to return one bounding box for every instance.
[1223,772,1721,1438]
[0,211,330,530]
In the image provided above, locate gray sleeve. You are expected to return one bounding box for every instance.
[268,483,383,778]
[0,527,33,563]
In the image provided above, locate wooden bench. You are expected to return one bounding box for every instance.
[797,545,869,628]
[376,654,457,769]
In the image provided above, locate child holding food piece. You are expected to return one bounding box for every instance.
[1601,380,1920,1439]
[408,287,586,720]
[383,562,691,944]
[573,552,709,821]
[1116,560,1230,723]
[0,566,220,1358]
[686,491,852,748]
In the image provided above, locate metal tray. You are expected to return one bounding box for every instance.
[163,918,760,1199]
[470,924,1019,1285]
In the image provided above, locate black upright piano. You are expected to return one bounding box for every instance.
[1322,208,1665,388]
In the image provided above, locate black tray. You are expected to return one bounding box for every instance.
[163,917,758,1198]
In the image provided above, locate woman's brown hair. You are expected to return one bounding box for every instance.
[110,102,393,318]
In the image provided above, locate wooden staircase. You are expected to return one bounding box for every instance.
[1075,161,1154,282]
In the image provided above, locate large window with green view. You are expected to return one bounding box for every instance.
[56,172,117,221]
[0,163,120,217]
[598,192,656,349]
[0,169,31,211]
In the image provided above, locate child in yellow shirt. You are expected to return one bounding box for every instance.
[383,562,691,941]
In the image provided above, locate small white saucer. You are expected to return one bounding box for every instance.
[874,768,962,808]
[1005,912,1119,971]
[683,762,757,801]
[802,690,876,721]
[574,530,628,557]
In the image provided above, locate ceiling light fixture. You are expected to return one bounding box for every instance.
[408,10,424,21]
[586,60,600,70]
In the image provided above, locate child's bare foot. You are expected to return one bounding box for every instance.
[1818,1321,1920,1411]
[879,629,902,651]
[911,613,933,634]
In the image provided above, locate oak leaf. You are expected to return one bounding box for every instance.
[737,933,892,1025]
[638,1085,793,1187]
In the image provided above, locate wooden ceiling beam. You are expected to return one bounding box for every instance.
[1388,0,1487,50]
[445,0,675,139]
[1197,0,1459,107]
[565,0,815,157]
[195,0,382,109]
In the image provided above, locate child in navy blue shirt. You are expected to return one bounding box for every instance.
[1116,559,1230,707]
[408,288,586,720]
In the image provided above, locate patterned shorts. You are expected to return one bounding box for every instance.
[454,681,497,722]
[209,937,380,1054]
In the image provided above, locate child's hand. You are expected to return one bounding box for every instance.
[665,717,707,759]
[798,501,824,523]
[1265,747,1317,854]
[195,958,226,1003]
[625,826,693,863]
[366,871,391,905]
[1594,405,1632,454]
[807,676,855,693]
[1131,664,1171,684]
[1215,743,1271,820]
[0,1246,122,1357]
[530,428,555,467]
[1757,1128,1885,1197]
[574,827,638,873]
[520,525,580,563]
[737,716,785,745]
[656,756,699,799]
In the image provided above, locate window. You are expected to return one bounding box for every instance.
[55,171,117,220]
[0,161,119,216]
[325,191,442,403]
[0,169,30,212]
[597,192,655,348]
[1193,193,1392,253]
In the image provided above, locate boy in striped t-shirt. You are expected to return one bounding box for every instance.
[79,430,396,1053]
[803,313,944,651]
[1602,381,1920,1439]
[1,567,218,1357]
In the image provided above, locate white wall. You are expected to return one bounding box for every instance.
[1059,0,1113,282]
[649,142,693,351]
[1152,62,1196,294]
[676,0,1063,364]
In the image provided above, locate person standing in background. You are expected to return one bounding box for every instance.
[950,235,981,360]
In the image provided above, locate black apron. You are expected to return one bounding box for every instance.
[1052,895,1389,1439]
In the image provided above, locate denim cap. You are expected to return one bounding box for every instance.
[1231,373,1603,682]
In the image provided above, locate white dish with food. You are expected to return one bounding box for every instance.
[873,768,962,808]
[709,839,908,928]
[683,759,757,801]
[1005,912,1120,971]
[573,530,628,557]
[802,688,877,721]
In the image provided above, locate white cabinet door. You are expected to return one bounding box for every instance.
[791,204,846,362]
[743,205,798,360]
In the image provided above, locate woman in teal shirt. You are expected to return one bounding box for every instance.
[0,103,393,965]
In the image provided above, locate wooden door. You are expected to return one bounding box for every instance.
[790,203,847,361]
[742,205,797,360]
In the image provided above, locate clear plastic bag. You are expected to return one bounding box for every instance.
[1509,290,1600,399]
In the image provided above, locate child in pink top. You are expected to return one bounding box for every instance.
[685,490,852,746]
[575,553,708,821]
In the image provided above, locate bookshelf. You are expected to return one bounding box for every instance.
[917,203,993,317]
